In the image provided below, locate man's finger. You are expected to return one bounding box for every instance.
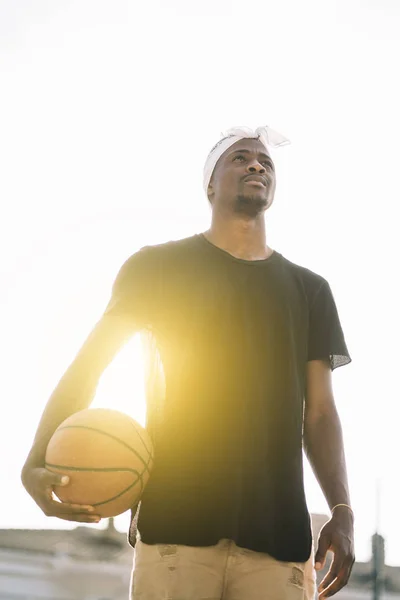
[335,555,355,590]
[43,486,95,514]
[40,468,70,488]
[315,532,331,571]
[47,496,97,515]
[44,497,101,521]
[318,558,343,597]
[55,513,102,523]
[320,564,349,598]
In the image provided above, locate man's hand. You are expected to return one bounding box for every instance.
[21,315,135,522]
[21,467,101,523]
[314,509,355,598]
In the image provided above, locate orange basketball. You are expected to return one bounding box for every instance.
[45,408,154,518]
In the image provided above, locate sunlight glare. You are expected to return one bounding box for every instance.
[91,334,147,428]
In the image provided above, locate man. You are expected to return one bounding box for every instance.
[22,125,354,600]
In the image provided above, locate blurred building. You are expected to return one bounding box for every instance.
[0,518,132,600]
[0,515,399,600]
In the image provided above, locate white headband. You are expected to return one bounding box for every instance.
[203,125,290,196]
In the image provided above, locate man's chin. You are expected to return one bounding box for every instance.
[234,193,268,216]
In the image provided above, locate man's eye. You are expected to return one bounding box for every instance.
[233,155,245,162]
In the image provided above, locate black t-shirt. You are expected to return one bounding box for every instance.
[105,233,351,562]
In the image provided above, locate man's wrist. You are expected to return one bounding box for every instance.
[331,503,353,514]
[331,503,354,523]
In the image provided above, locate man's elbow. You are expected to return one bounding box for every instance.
[304,397,341,439]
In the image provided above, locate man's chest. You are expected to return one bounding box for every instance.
[150,264,309,362]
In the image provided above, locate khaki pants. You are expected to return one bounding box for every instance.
[130,538,316,600]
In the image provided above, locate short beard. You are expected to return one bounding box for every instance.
[234,194,268,217]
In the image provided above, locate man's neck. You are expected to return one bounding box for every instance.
[203,217,273,261]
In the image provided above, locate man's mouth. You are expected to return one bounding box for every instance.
[243,175,267,187]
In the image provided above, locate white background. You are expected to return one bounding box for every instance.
[1,0,399,565]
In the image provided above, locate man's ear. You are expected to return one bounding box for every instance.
[207,183,214,204]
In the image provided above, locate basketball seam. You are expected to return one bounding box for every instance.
[45,463,142,474]
[45,462,145,493]
[127,420,153,460]
[45,462,146,507]
[91,478,143,508]
[51,425,154,476]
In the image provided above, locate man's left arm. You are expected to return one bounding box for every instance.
[303,359,355,599]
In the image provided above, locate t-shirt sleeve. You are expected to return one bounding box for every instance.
[308,279,351,370]
[104,246,155,329]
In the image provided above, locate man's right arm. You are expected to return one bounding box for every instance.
[21,313,136,523]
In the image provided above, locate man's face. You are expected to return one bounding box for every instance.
[208,138,276,216]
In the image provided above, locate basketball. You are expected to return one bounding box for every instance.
[45,408,154,518]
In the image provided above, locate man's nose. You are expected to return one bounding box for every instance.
[246,161,266,174]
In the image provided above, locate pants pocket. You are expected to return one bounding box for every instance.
[288,561,316,600]
[131,541,179,599]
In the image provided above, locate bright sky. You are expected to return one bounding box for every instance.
[1,0,399,566]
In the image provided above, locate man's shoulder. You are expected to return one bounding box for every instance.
[145,235,199,255]
[279,254,328,295]
[121,235,199,269]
